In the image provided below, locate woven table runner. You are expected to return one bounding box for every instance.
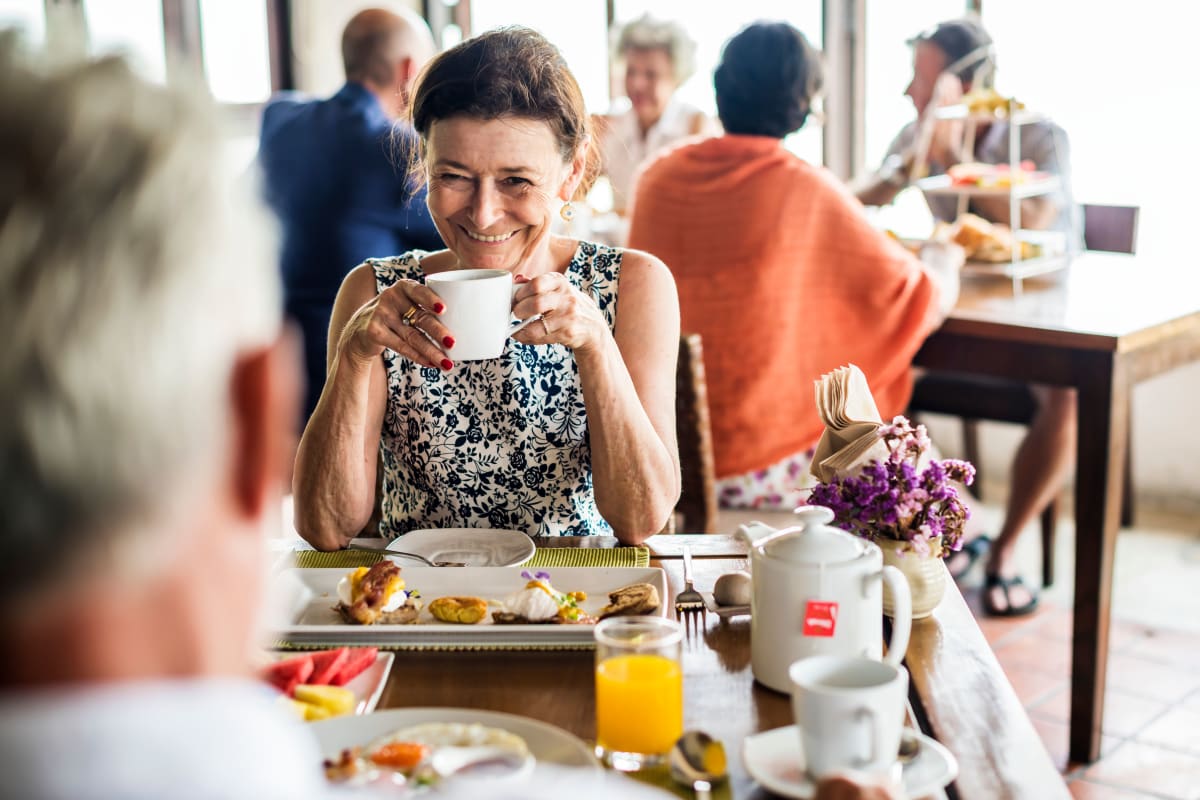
[290,546,649,570]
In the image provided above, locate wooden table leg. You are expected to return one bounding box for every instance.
[1069,353,1129,763]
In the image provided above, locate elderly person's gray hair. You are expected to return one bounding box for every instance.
[0,34,281,601]
[613,14,697,85]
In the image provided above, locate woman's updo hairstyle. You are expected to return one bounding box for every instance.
[714,22,823,139]
[410,26,598,200]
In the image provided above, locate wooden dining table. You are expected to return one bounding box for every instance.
[913,251,1200,762]
[373,534,1068,798]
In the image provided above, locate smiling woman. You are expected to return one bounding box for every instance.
[293,27,681,549]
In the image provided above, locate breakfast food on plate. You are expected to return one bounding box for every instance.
[428,595,489,624]
[290,684,357,721]
[336,561,422,625]
[598,582,661,619]
[492,570,595,624]
[946,160,1045,189]
[324,723,532,786]
[263,646,380,721]
[932,213,1041,263]
[962,87,1024,116]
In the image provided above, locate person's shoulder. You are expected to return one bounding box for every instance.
[609,246,676,292]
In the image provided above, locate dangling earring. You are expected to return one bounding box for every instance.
[560,202,576,223]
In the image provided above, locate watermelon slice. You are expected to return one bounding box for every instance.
[330,647,378,686]
[308,647,350,686]
[262,654,314,697]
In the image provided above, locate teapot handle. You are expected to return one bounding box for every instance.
[880,565,912,666]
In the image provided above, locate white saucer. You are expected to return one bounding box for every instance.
[701,591,750,619]
[742,726,958,799]
[386,528,535,567]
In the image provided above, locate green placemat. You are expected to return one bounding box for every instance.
[520,546,649,569]
[291,550,382,569]
[290,546,649,570]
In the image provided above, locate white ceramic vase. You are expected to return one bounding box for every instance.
[877,537,947,620]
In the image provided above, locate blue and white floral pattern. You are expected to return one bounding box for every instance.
[371,242,622,539]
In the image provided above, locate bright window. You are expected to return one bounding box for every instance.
[613,1,823,164]
[199,0,273,104]
[468,0,610,113]
[84,0,166,83]
[862,0,971,235]
[0,0,44,46]
[980,0,1192,259]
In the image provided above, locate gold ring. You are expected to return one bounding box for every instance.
[540,318,551,336]
[401,305,419,327]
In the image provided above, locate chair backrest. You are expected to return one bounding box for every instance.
[1082,203,1139,254]
[674,333,717,534]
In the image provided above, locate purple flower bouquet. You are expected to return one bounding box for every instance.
[806,416,976,558]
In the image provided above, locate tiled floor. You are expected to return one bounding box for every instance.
[717,502,1200,798]
[951,505,1200,798]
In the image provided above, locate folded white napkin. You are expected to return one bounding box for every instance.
[810,365,891,483]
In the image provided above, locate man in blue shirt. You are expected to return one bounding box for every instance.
[258,8,442,424]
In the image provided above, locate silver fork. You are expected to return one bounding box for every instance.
[340,546,467,567]
[675,545,706,633]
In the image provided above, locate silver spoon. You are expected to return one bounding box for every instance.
[669,731,727,800]
[340,546,467,568]
[897,728,921,763]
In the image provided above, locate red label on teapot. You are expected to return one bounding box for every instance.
[803,601,838,637]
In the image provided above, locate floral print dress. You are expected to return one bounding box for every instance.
[371,242,621,539]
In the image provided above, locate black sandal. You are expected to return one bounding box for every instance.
[983,573,1039,617]
[948,535,992,581]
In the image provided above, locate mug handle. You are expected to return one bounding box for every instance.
[853,707,880,768]
[880,565,912,666]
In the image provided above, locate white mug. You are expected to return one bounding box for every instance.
[789,655,908,780]
[424,269,538,361]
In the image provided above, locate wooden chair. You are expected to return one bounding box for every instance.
[909,204,1140,587]
[673,334,717,534]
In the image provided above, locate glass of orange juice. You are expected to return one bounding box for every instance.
[594,616,684,771]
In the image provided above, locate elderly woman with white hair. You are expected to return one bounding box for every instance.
[596,14,717,216]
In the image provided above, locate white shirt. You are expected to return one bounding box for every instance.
[0,678,337,800]
[0,678,673,799]
[600,98,713,213]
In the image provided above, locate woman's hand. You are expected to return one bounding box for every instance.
[509,272,608,354]
[338,278,456,371]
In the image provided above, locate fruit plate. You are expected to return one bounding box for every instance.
[271,650,394,716]
[272,567,669,649]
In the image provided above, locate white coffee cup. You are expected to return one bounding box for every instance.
[424,269,538,361]
[789,655,908,780]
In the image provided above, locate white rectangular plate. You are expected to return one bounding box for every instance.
[273,566,668,648]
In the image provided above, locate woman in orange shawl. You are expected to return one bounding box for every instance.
[628,21,955,510]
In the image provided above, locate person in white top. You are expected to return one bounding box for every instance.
[596,14,718,216]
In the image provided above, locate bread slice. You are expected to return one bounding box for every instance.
[599,583,661,619]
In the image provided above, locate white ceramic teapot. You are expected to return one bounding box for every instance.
[737,506,912,694]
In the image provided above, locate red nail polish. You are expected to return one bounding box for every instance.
[442,336,455,348]
[440,358,453,370]
[432,302,445,313]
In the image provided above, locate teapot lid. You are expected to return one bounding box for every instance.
[759,506,867,565]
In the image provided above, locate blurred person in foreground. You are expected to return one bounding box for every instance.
[595,14,718,217]
[0,34,318,797]
[0,33,681,800]
[293,27,680,549]
[855,16,1079,616]
[627,22,958,514]
[258,8,443,427]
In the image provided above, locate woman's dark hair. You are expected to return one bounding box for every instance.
[714,22,823,138]
[409,27,598,200]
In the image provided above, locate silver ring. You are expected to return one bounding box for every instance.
[540,318,551,336]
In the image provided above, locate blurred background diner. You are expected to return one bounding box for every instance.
[2,0,1199,794]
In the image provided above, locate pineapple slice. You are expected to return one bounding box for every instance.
[294,684,357,717]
